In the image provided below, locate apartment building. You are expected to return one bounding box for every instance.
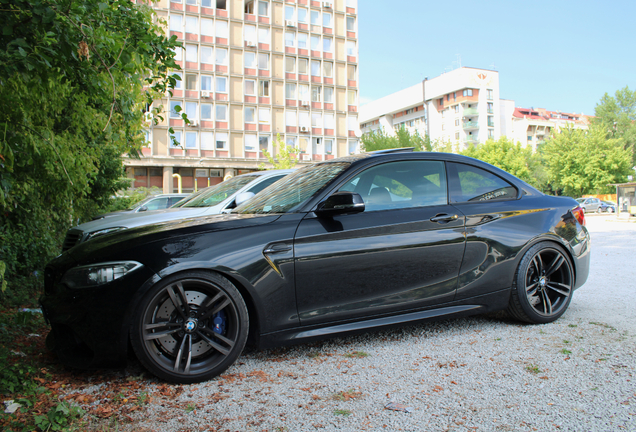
[128,0,360,193]
[360,67,502,149]
[510,107,592,151]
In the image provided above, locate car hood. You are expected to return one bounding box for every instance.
[74,207,214,233]
[64,212,282,265]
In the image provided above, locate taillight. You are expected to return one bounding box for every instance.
[572,206,585,226]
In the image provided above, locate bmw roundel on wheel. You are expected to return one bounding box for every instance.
[40,150,590,383]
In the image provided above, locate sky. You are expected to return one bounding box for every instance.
[358,0,636,115]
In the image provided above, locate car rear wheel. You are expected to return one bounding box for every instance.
[131,271,248,383]
[596,207,602,213]
[508,242,573,324]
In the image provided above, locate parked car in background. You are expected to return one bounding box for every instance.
[61,169,294,251]
[93,193,190,220]
[575,197,602,213]
[600,201,616,213]
[42,150,590,383]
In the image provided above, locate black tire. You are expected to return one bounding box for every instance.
[507,242,574,324]
[131,271,248,383]
[596,207,602,214]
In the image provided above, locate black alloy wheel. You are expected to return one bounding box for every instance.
[508,242,574,324]
[131,271,248,383]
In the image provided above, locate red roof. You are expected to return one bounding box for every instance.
[513,108,548,120]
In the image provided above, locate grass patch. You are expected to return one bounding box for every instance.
[334,409,352,416]
[525,364,541,374]
[344,351,369,358]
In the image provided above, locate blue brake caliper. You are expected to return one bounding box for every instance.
[212,310,226,335]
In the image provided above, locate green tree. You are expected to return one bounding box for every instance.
[540,125,632,197]
[360,127,432,152]
[260,134,298,169]
[460,137,541,187]
[0,0,180,304]
[593,86,636,165]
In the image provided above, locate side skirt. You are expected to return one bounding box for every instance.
[257,288,510,349]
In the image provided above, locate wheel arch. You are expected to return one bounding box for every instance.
[513,233,578,287]
[120,264,263,358]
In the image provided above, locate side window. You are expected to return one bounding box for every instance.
[168,197,185,207]
[145,197,169,211]
[247,175,285,195]
[338,161,447,212]
[448,163,517,203]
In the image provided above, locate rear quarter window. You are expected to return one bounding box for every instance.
[448,163,517,203]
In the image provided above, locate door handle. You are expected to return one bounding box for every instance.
[430,213,459,223]
[263,243,292,254]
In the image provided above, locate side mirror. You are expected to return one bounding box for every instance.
[234,192,255,207]
[138,205,149,212]
[315,192,365,217]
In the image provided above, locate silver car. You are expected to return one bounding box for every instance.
[93,193,190,220]
[61,169,294,251]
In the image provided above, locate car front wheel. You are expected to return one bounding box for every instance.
[131,271,249,383]
[508,242,573,324]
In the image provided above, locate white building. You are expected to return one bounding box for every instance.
[360,67,503,149]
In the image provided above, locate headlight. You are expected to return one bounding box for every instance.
[61,261,143,288]
[86,227,127,241]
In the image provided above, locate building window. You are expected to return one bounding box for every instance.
[311,35,320,51]
[324,87,334,102]
[245,79,256,95]
[259,80,270,97]
[170,15,183,32]
[216,104,227,120]
[297,8,307,23]
[527,136,533,141]
[285,31,295,47]
[216,48,227,64]
[258,27,269,44]
[185,131,197,149]
[311,60,321,76]
[185,44,198,62]
[216,20,228,38]
[245,52,257,68]
[323,36,332,52]
[201,46,213,64]
[170,101,182,118]
[454,105,459,113]
[201,131,214,149]
[299,84,310,102]
[185,74,197,90]
[285,83,296,99]
[201,75,213,91]
[488,116,494,127]
[487,102,494,114]
[215,76,227,93]
[286,136,297,148]
[258,53,269,70]
[245,134,257,151]
[299,111,309,129]
[200,103,213,120]
[488,129,494,138]
[348,139,358,154]
[348,90,357,105]
[297,33,308,49]
[346,40,356,56]
[348,115,357,130]
[285,57,295,73]
[216,132,228,149]
[245,107,256,123]
[258,1,268,17]
[455,132,460,140]
[185,101,198,120]
[244,24,256,44]
[487,89,493,100]
[323,12,332,27]
[286,110,296,126]
[285,5,295,21]
[185,16,198,34]
[346,16,355,31]
[455,119,459,127]
[324,138,333,154]
[324,61,333,78]
[259,135,270,152]
[172,47,183,61]
[310,10,320,26]
[347,64,356,81]
[171,71,183,89]
[463,89,473,97]
[311,86,321,102]
[311,112,322,128]
[298,58,308,74]
[170,130,182,148]
[324,113,335,129]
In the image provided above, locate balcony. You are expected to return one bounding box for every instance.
[464,137,479,146]
[463,108,479,117]
[462,121,479,130]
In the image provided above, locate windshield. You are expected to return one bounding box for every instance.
[177,175,259,208]
[234,162,350,214]
[575,198,584,203]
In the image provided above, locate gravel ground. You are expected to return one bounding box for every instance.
[70,217,636,431]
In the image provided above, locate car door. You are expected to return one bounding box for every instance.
[294,160,466,326]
